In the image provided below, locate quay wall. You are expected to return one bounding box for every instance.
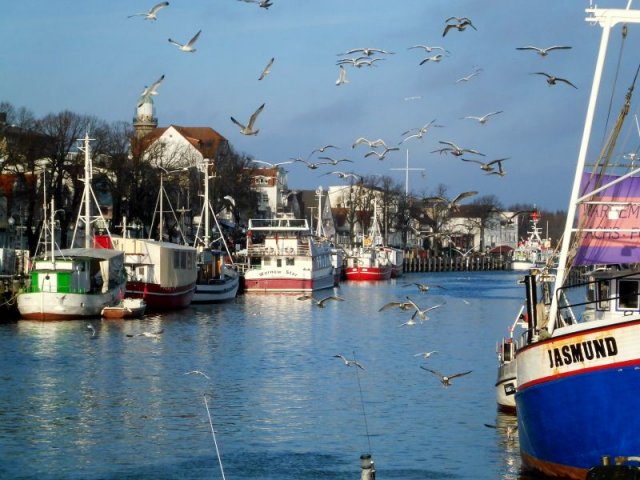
[403,256,511,272]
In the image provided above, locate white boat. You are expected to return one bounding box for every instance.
[514,6,640,478]
[243,215,335,292]
[510,211,553,271]
[191,160,239,303]
[17,135,126,320]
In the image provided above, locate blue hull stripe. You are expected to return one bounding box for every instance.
[517,366,640,470]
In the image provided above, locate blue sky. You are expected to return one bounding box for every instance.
[3,0,640,211]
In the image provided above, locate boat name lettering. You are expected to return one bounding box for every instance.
[584,203,640,220]
[547,336,618,368]
[258,270,298,277]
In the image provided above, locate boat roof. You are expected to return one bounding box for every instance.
[56,248,125,260]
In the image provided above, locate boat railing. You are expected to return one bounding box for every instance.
[248,218,309,231]
[246,244,311,256]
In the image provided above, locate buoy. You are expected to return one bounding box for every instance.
[360,453,375,480]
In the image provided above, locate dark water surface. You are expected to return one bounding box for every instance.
[0,271,548,479]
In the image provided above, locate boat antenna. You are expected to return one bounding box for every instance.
[203,394,227,480]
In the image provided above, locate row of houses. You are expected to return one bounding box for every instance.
[0,98,524,259]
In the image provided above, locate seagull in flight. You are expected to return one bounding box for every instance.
[433,141,485,157]
[128,1,169,20]
[531,72,577,89]
[293,158,325,170]
[297,294,345,307]
[402,282,444,293]
[400,120,441,144]
[321,171,362,181]
[311,145,339,155]
[378,299,415,311]
[333,354,365,370]
[405,297,445,321]
[364,146,400,160]
[425,191,479,210]
[461,157,508,172]
[338,47,393,57]
[137,74,165,107]
[258,57,275,80]
[399,310,421,327]
[408,45,449,54]
[352,137,388,149]
[420,54,446,65]
[168,29,202,52]
[516,45,572,57]
[443,17,476,37]
[414,351,438,359]
[231,103,265,135]
[336,65,349,86]
[86,323,97,338]
[421,367,472,387]
[456,69,483,83]
[250,159,292,168]
[318,156,353,166]
[463,111,503,125]
[486,160,507,177]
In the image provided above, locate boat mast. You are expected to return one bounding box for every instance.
[549,7,640,333]
[315,186,323,237]
[204,160,210,248]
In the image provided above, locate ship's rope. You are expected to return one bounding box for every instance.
[352,349,372,455]
[600,24,628,147]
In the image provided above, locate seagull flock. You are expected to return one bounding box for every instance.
[126,2,578,207]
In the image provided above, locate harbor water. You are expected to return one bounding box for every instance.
[0,271,548,479]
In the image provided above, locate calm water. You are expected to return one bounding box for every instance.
[0,271,548,480]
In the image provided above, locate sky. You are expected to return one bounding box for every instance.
[3,0,640,212]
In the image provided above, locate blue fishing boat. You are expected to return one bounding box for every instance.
[515,5,640,479]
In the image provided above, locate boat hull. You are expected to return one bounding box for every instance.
[18,288,122,320]
[101,299,146,319]
[125,281,195,310]
[510,261,536,271]
[345,265,392,281]
[192,276,239,302]
[495,360,517,413]
[243,269,334,293]
[516,320,640,479]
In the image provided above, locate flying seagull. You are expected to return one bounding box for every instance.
[414,351,438,359]
[297,294,344,308]
[425,191,479,210]
[456,69,483,83]
[516,45,572,56]
[321,171,361,181]
[168,29,202,52]
[531,72,577,89]
[463,111,503,125]
[364,146,400,160]
[258,57,275,80]
[433,141,485,157]
[137,74,165,107]
[419,54,446,65]
[231,103,265,135]
[128,1,169,20]
[250,159,292,168]
[185,370,210,380]
[399,310,421,327]
[378,299,415,311]
[336,65,349,86]
[408,45,449,53]
[338,47,393,57]
[402,282,444,293]
[421,367,472,387]
[352,137,388,149]
[405,297,445,321]
[443,17,476,37]
[333,354,365,370]
[318,156,353,166]
[486,160,507,177]
[311,145,339,155]
[461,157,509,172]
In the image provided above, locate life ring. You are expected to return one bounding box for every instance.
[364,238,372,247]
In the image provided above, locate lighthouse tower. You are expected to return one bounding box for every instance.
[133,96,158,139]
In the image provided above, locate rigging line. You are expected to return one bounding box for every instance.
[203,394,227,480]
[352,350,372,454]
[600,23,628,148]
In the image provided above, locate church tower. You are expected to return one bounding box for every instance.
[133,96,158,139]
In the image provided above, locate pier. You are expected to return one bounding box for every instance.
[403,255,510,272]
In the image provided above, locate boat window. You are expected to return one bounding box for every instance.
[286,258,294,266]
[597,280,610,310]
[618,280,639,309]
[277,259,282,267]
